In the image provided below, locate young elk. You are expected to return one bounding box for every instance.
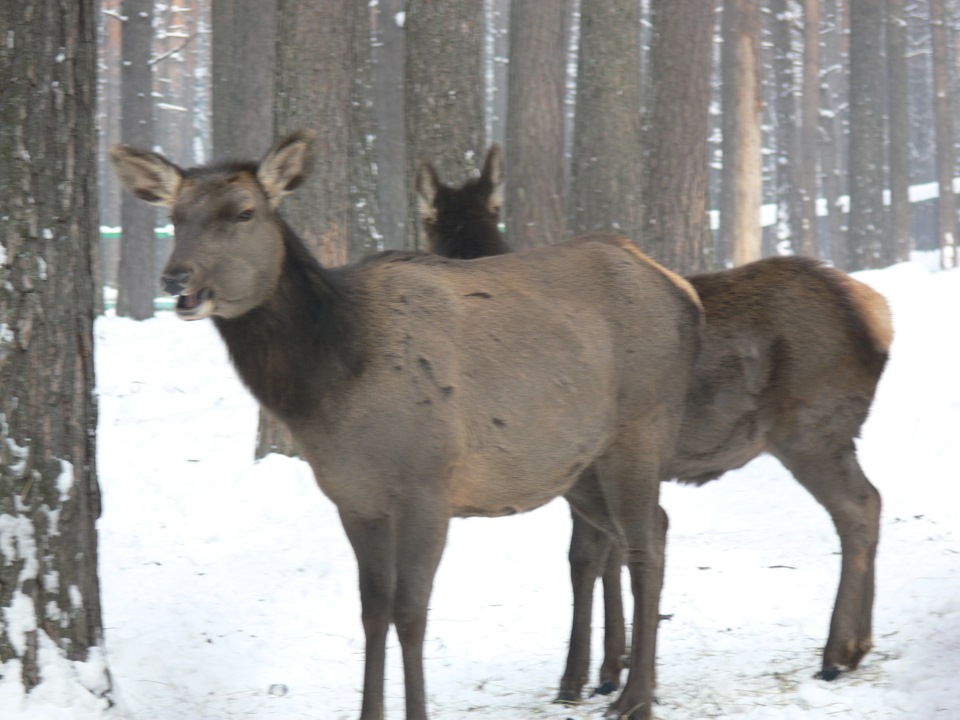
[416,147,892,701]
[111,131,703,720]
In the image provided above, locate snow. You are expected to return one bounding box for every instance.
[2,257,959,719]
[55,460,74,502]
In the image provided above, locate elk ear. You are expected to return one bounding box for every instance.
[415,161,441,223]
[257,129,318,207]
[480,144,504,214]
[109,145,183,207]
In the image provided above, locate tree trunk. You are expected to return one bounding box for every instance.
[154,0,200,165]
[848,0,887,270]
[639,0,717,274]
[798,0,821,257]
[259,0,355,459]
[504,0,569,249]
[0,0,110,699]
[485,0,511,151]
[98,1,124,290]
[819,0,848,265]
[211,0,283,458]
[116,0,157,320]
[405,0,485,249]
[372,0,407,250]
[348,0,382,263]
[771,0,803,253]
[886,0,911,265]
[211,0,277,159]
[720,0,763,266]
[929,0,958,269]
[568,0,643,238]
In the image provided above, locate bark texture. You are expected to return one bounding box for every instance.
[211,0,277,159]
[719,0,763,266]
[259,0,355,458]
[848,0,887,270]
[568,0,643,238]
[116,0,157,319]
[0,0,108,696]
[886,0,912,264]
[639,0,717,274]
[505,0,569,249]
[405,0,485,249]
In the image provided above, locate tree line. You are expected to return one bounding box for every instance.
[101,0,960,324]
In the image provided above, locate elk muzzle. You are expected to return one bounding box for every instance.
[161,270,193,296]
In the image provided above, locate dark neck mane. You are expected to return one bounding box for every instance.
[214,220,365,419]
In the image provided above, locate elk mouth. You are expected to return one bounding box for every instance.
[174,288,215,320]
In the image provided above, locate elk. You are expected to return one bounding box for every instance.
[110,130,704,720]
[416,146,892,701]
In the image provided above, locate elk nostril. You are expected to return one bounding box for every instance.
[160,270,192,296]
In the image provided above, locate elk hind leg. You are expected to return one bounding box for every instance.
[598,541,626,695]
[557,509,622,703]
[779,444,881,679]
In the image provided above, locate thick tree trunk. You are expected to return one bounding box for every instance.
[0,0,110,699]
[211,0,283,458]
[260,0,355,459]
[405,0,485,249]
[568,0,643,238]
[505,0,569,249]
[211,0,276,159]
[639,0,717,274]
[116,0,157,319]
[848,0,887,270]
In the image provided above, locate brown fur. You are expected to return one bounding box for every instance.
[418,148,891,701]
[110,132,703,720]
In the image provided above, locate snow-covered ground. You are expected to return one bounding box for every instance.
[3,256,958,719]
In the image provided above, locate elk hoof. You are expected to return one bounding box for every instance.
[593,680,620,696]
[815,666,842,681]
[553,690,581,705]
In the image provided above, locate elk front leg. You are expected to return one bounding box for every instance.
[779,444,881,679]
[341,501,449,720]
[339,512,395,720]
[602,503,667,720]
[394,503,449,720]
[594,446,668,720]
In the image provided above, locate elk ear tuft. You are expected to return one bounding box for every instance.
[109,145,183,207]
[257,129,318,207]
[480,144,504,214]
[415,161,441,223]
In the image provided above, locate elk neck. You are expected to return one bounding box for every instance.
[213,219,367,421]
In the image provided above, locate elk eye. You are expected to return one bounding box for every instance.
[236,208,255,222]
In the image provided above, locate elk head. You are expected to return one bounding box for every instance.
[415,144,504,255]
[109,130,318,321]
